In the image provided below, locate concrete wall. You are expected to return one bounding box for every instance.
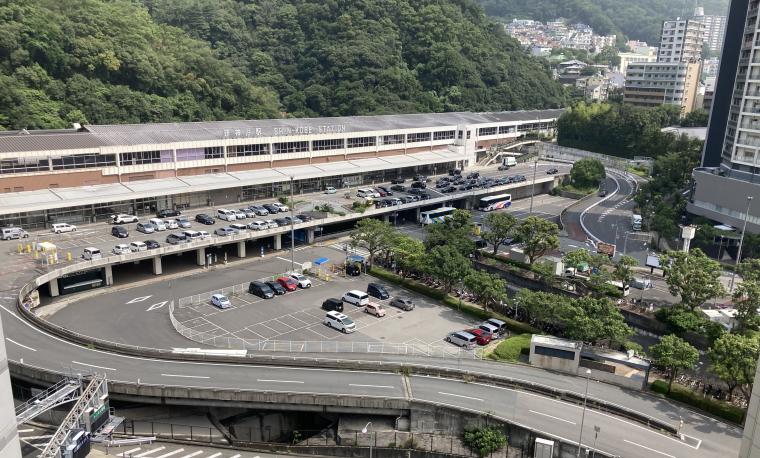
[688,169,760,234]
[0,313,21,458]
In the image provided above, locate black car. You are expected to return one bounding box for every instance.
[377,186,393,196]
[546,167,559,175]
[248,281,275,299]
[263,203,281,214]
[466,172,480,180]
[296,213,313,222]
[375,200,389,208]
[145,239,161,249]
[195,213,215,225]
[408,188,426,195]
[111,226,129,238]
[410,181,427,189]
[390,184,406,192]
[441,186,457,193]
[321,298,344,312]
[418,193,431,200]
[413,174,429,182]
[401,195,416,204]
[390,178,405,184]
[367,283,390,300]
[474,239,489,249]
[448,168,461,176]
[512,175,526,182]
[157,208,181,218]
[274,218,289,227]
[265,281,287,295]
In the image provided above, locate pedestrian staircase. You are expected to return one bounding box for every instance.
[15,378,81,425]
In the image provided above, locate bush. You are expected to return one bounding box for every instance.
[489,334,533,362]
[463,426,508,457]
[650,380,745,424]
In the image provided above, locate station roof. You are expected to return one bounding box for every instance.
[0,109,564,153]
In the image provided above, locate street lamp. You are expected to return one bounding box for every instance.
[362,422,373,458]
[576,369,592,458]
[289,176,295,273]
[730,196,754,293]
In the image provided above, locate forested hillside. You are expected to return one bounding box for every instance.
[0,0,567,130]
[478,0,730,44]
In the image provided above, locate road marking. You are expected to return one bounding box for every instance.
[154,449,185,458]
[276,256,303,266]
[71,360,116,371]
[6,338,36,351]
[229,455,241,458]
[623,440,676,457]
[136,447,166,457]
[127,295,152,304]
[161,374,210,379]
[205,453,222,458]
[528,409,576,425]
[146,301,168,312]
[178,451,203,458]
[438,392,483,402]
[118,448,142,457]
[349,384,395,389]
[257,379,304,384]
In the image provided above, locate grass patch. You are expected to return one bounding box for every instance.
[626,165,650,177]
[488,334,533,362]
[555,183,596,196]
[650,380,745,424]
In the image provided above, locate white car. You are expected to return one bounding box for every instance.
[233,210,247,220]
[273,202,289,212]
[289,273,312,288]
[51,223,77,234]
[229,223,248,231]
[324,186,337,194]
[164,219,179,230]
[129,241,147,252]
[111,214,138,224]
[112,244,131,255]
[324,311,356,333]
[248,220,268,231]
[214,227,239,236]
[211,293,231,309]
[264,220,278,229]
[198,230,210,239]
[148,218,167,231]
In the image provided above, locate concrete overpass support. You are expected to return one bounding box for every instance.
[152,256,162,275]
[197,247,206,266]
[237,241,246,258]
[306,229,315,244]
[273,234,282,250]
[104,264,113,286]
[415,208,421,223]
[383,215,390,223]
[49,280,59,298]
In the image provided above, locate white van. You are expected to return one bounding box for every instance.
[82,247,102,260]
[149,218,167,231]
[342,290,370,306]
[217,209,237,221]
[1,227,29,240]
[183,230,202,241]
[129,241,147,252]
[357,188,379,198]
[324,311,356,333]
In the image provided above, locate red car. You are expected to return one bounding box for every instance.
[276,276,298,292]
[465,328,492,346]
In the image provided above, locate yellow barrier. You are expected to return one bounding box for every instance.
[17,243,22,253]
[67,252,72,262]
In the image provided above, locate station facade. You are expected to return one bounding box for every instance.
[0,110,561,228]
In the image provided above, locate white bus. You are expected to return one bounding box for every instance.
[419,207,456,225]
[478,194,512,212]
[606,280,630,297]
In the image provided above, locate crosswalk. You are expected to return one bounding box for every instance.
[328,243,370,257]
[113,446,249,458]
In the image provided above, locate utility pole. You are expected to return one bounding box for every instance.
[289,175,295,273]
[730,196,753,293]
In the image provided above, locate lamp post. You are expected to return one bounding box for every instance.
[362,422,373,458]
[289,175,295,273]
[730,196,754,293]
[576,369,592,458]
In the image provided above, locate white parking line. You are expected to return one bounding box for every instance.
[622,440,675,457]
[349,384,395,389]
[118,447,142,457]
[206,453,222,458]
[257,379,304,383]
[161,374,210,379]
[178,452,203,458]
[136,447,166,457]
[438,392,483,402]
[154,449,185,458]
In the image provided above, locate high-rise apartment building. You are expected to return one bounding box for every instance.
[694,7,728,53]
[657,18,706,63]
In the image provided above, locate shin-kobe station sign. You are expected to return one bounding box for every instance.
[223,124,346,139]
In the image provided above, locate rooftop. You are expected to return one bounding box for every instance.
[531,334,582,350]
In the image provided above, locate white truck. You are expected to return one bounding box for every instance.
[631,214,643,231]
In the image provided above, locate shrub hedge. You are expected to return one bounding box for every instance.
[489,334,533,362]
[650,380,745,424]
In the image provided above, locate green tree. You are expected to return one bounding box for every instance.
[649,334,699,393]
[464,270,508,311]
[708,333,759,401]
[570,158,606,188]
[349,218,393,266]
[513,216,560,265]
[425,245,472,294]
[425,209,476,256]
[613,255,638,285]
[391,234,426,278]
[734,259,760,331]
[563,249,592,269]
[661,249,726,311]
[463,426,507,458]
[481,212,518,254]
[680,109,709,127]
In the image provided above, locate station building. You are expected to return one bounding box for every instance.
[0,110,561,229]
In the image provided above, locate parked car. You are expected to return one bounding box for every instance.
[474,239,488,249]
[248,281,275,299]
[484,318,508,337]
[145,240,161,249]
[164,219,179,230]
[248,221,268,231]
[198,231,210,239]
[441,186,457,193]
[274,218,290,227]
[175,217,192,228]
[263,203,281,214]
[466,172,480,180]
[273,202,290,212]
[0,227,28,240]
[112,244,131,255]
[365,303,386,317]
[229,223,247,231]
[343,290,370,306]
[284,216,303,224]
[324,186,337,194]
[390,297,415,311]
[182,230,202,241]
[111,226,129,238]
[324,311,356,333]
[546,167,559,175]
[264,220,278,229]
[111,214,138,224]
[390,178,405,184]
[211,294,232,309]
[148,218,167,231]
[448,169,461,176]
[367,283,389,300]
[374,187,388,197]
[249,205,269,216]
[81,247,102,260]
[127,241,146,252]
[290,273,312,288]
[377,186,393,196]
[216,209,237,221]
[401,196,416,204]
[479,322,500,338]
[321,298,344,312]
[166,233,187,244]
[410,181,427,189]
[296,214,313,222]
[445,331,477,349]
[413,174,429,182]
[513,175,526,182]
[136,222,156,234]
[235,209,251,219]
[464,328,492,345]
[240,208,257,218]
[390,184,406,192]
[277,276,298,292]
[214,226,239,236]
[265,280,287,295]
[195,214,215,225]
[157,209,181,218]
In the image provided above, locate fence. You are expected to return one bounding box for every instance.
[177,276,300,308]
[169,300,481,359]
[540,143,637,171]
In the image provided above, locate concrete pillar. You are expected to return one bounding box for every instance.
[464,199,472,210]
[383,214,390,222]
[306,228,315,244]
[415,207,421,223]
[152,256,162,275]
[197,247,205,266]
[273,234,282,250]
[237,240,246,258]
[49,280,59,297]
[104,264,113,286]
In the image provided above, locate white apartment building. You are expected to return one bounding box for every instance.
[693,7,728,53]
[624,61,702,114]
[658,19,706,63]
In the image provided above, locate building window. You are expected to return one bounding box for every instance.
[406,132,431,143]
[478,127,497,136]
[381,134,404,145]
[534,345,576,360]
[0,157,49,174]
[312,138,345,151]
[347,136,376,148]
[51,154,117,170]
[458,130,464,140]
[498,126,515,134]
[121,151,162,165]
[273,141,309,154]
[204,146,224,159]
[432,130,455,141]
[228,143,268,157]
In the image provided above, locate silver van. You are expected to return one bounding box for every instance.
[81,247,102,260]
[1,227,29,240]
[446,331,477,349]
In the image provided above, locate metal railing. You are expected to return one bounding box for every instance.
[540,143,635,171]
[15,377,81,425]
